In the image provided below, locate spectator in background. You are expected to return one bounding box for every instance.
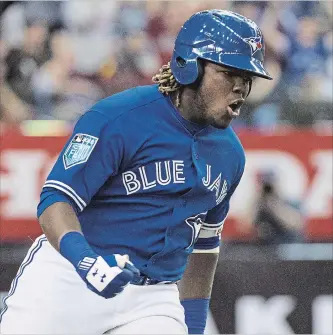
[31,30,74,119]
[24,1,63,33]
[99,31,160,97]
[0,0,332,126]
[60,0,117,76]
[282,16,329,101]
[5,20,50,106]
[277,1,332,102]
[32,30,105,122]
[321,30,333,102]
[0,37,32,123]
[253,171,304,245]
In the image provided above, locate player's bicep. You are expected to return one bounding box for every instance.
[40,111,124,213]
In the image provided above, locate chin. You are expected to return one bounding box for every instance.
[212,119,231,129]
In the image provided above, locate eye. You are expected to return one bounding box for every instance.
[219,70,237,81]
[219,69,253,84]
[221,70,235,77]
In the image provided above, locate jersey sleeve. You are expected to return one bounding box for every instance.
[194,169,244,251]
[37,110,124,216]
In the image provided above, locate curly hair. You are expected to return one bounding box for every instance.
[152,62,181,95]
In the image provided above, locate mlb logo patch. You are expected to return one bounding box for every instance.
[63,133,98,169]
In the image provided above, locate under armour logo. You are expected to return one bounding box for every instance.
[92,268,107,282]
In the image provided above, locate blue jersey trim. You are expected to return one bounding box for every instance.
[37,188,78,218]
[0,236,47,321]
[44,181,86,210]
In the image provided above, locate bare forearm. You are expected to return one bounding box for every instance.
[38,202,82,251]
[178,252,219,300]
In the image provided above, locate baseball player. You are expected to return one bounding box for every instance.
[0,10,272,334]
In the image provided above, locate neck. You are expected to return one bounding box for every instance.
[170,88,206,126]
[169,90,179,108]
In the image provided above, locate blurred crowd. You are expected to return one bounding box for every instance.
[0,1,332,128]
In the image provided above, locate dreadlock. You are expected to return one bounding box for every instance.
[152,62,182,105]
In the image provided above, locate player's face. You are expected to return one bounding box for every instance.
[194,62,252,129]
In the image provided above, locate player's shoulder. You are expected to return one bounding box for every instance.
[218,126,246,165]
[88,84,163,122]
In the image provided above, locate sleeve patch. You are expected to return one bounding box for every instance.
[63,133,98,169]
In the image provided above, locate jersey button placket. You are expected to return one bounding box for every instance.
[192,137,199,161]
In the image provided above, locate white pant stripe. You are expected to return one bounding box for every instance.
[0,236,47,320]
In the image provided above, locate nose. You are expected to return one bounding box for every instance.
[232,77,249,97]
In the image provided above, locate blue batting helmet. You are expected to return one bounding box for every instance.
[170,10,272,85]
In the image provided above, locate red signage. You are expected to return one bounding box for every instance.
[1,127,332,242]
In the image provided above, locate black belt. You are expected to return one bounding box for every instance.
[131,274,177,286]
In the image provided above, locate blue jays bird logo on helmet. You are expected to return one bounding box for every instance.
[244,29,263,55]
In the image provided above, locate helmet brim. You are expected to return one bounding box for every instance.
[218,54,273,80]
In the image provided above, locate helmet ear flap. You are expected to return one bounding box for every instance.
[181,58,204,86]
[174,58,204,86]
[171,55,200,85]
[175,56,187,68]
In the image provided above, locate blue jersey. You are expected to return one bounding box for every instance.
[38,85,245,281]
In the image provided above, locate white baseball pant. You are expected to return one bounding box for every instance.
[0,235,187,334]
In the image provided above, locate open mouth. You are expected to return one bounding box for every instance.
[227,99,244,117]
[228,100,244,112]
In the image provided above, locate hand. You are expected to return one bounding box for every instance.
[76,254,140,299]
